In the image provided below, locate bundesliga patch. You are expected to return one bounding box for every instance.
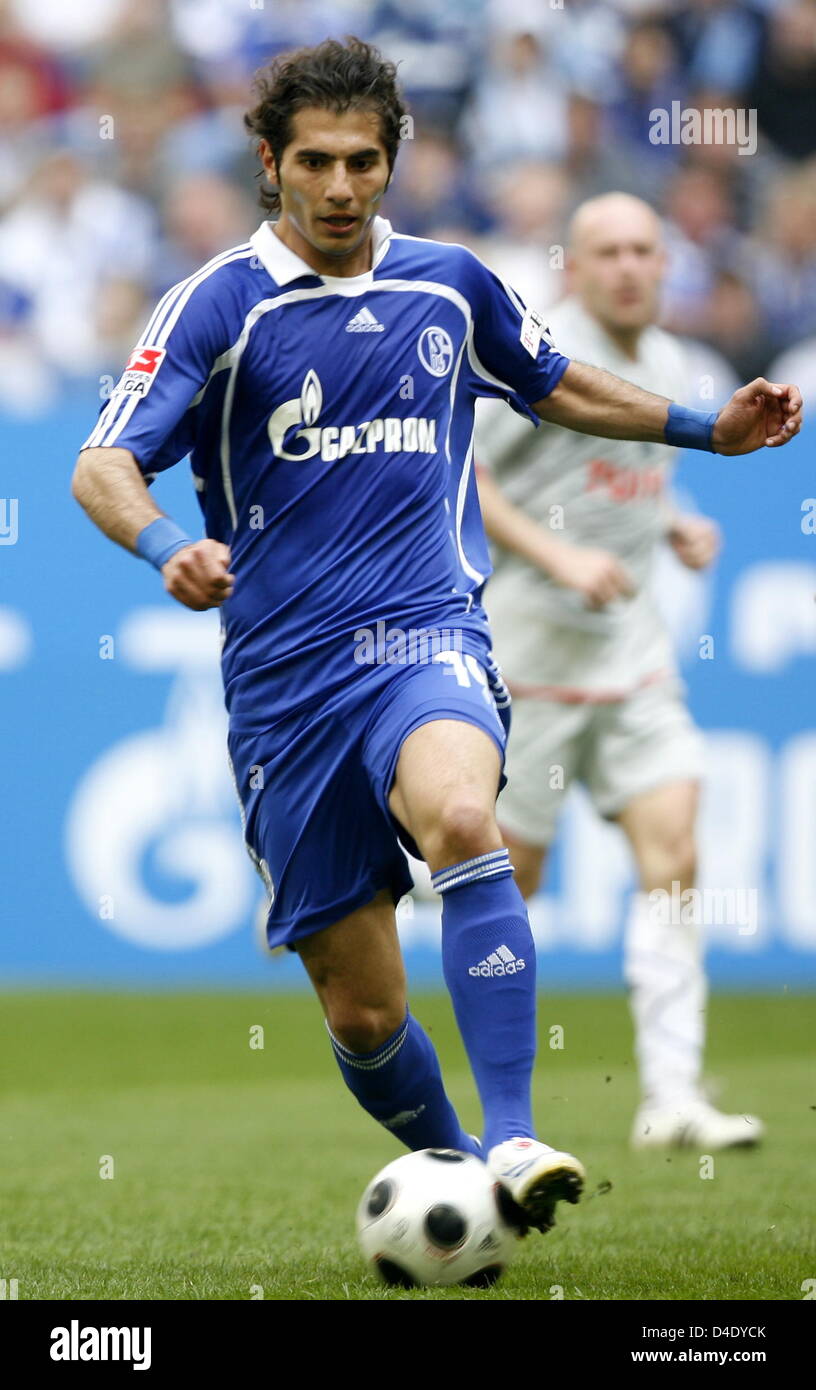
[520,307,553,359]
[114,346,167,397]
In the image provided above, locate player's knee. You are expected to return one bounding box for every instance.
[425,795,500,870]
[328,1002,406,1055]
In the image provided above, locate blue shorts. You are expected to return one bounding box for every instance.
[227,647,510,949]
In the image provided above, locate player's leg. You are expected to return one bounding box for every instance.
[592,682,764,1148]
[616,777,705,1113]
[296,888,480,1155]
[389,716,584,1228]
[227,704,479,1158]
[617,778,763,1147]
[494,693,586,900]
[501,830,548,901]
[389,717,531,1148]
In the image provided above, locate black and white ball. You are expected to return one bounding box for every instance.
[356,1149,518,1288]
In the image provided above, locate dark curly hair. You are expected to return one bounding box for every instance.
[243,36,408,215]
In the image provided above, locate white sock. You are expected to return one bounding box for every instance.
[623,889,706,1109]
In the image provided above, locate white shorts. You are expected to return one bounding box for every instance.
[497,675,706,848]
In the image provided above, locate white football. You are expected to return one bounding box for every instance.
[356,1148,518,1288]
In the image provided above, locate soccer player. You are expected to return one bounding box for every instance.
[71,40,800,1231]
[476,192,767,1150]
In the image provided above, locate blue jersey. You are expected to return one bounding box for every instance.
[81,217,569,730]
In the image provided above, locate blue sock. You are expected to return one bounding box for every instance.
[433,849,537,1152]
[327,1007,480,1156]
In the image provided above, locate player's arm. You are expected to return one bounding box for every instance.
[463,248,801,454]
[71,445,234,612]
[531,361,802,455]
[73,269,239,610]
[72,445,162,549]
[475,463,633,609]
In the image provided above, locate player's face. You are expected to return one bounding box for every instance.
[263,106,391,268]
[569,216,665,333]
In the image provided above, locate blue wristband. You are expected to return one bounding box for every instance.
[136,517,193,571]
[665,402,718,452]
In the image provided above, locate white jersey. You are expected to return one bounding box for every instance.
[476,295,691,697]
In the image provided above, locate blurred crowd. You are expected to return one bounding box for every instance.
[1,0,816,412]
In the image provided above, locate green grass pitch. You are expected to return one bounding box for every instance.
[1,990,813,1300]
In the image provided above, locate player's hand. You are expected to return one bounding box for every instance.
[667,515,721,571]
[711,379,802,454]
[545,542,636,610]
[161,539,235,610]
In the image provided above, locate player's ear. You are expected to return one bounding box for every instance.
[258,139,278,185]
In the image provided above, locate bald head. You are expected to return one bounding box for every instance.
[565,193,666,339]
[568,193,662,253]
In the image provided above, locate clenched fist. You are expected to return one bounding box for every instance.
[161,539,235,611]
[667,515,720,571]
[546,540,636,610]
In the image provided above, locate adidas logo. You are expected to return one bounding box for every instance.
[345,305,385,333]
[468,944,526,978]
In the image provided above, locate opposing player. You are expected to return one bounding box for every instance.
[476,192,766,1149]
[71,42,799,1229]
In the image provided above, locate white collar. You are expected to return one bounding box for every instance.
[249,215,393,287]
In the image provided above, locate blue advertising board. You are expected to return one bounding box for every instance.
[2,388,814,987]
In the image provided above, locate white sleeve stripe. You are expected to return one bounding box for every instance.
[82,393,131,449]
[96,387,142,448]
[500,278,526,317]
[119,242,251,371]
[136,281,192,354]
[140,242,253,346]
[149,248,255,352]
[84,247,254,451]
